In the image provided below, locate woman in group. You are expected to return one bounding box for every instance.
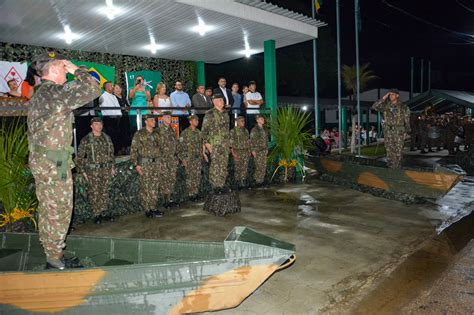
[152,82,171,115]
[21,65,41,100]
[129,75,151,132]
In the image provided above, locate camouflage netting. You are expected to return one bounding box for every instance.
[72,156,296,224]
[455,147,474,175]
[319,173,426,204]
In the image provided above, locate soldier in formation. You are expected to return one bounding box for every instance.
[250,115,269,184]
[179,115,206,200]
[372,89,411,168]
[202,94,231,192]
[75,117,115,224]
[231,116,251,188]
[157,111,178,208]
[130,114,164,218]
[28,52,101,269]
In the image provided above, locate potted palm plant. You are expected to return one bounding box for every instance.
[0,118,37,232]
[269,107,313,183]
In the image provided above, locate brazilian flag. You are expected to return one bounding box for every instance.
[67,60,115,91]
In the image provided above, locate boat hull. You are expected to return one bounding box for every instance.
[310,156,465,199]
[0,227,295,314]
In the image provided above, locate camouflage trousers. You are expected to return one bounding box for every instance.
[233,149,250,184]
[253,150,268,184]
[84,168,111,216]
[185,158,202,197]
[139,163,160,212]
[384,128,405,168]
[29,152,73,260]
[209,145,230,189]
[159,159,177,197]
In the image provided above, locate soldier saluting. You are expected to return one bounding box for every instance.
[75,117,115,224]
[372,89,411,168]
[28,52,101,269]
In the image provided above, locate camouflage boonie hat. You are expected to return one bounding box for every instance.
[144,114,155,120]
[212,93,224,100]
[90,117,102,124]
[388,88,400,95]
[236,116,245,121]
[255,115,265,120]
[162,110,172,116]
[188,114,199,121]
[32,51,67,73]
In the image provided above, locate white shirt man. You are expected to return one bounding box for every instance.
[99,82,122,116]
[245,81,264,114]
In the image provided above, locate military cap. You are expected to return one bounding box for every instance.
[144,114,155,120]
[90,117,103,124]
[236,116,245,121]
[212,93,224,100]
[162,110,172,116]
[188,114,199,121]
[388,88,400,95]
[255,114,265,120]
[32,51,67,73]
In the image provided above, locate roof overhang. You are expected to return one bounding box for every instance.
[406,89,474,112]
[0,0,326,64]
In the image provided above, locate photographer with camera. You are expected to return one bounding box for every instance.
[129,75,151,133]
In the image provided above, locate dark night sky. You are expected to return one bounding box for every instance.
[206,0,474,98]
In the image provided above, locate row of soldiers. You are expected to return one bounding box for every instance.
[76,94,269,222]
[409,111,473,154]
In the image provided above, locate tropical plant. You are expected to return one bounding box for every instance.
[269,107,313,182]
[0,118,37,230]
[342,63,378,153]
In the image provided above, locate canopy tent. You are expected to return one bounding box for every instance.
[406,89,474,114]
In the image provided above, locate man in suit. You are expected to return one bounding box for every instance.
[192,84,211,109]
[213,77,233,108]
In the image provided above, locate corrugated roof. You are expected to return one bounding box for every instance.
[406,89,474,111]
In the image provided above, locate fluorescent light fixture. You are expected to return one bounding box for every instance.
[59,25,81,44]
[98,0,125,20]
[239,33,257,58]
[190,17,214,36]
[144,37,164,54]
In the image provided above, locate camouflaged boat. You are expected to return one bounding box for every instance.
[309,155,465,199]
[0,227,295,314]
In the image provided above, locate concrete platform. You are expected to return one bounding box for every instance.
[72,176,473,314]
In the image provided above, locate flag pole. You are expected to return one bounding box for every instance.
[312,0,320,136]
[355,0,361,156]
[336,0,342,153]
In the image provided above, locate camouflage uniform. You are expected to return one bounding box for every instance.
[130,128,160,212]
[202,107,230,189]
[157,124,177,197]
[75,132,114,217]
[28,69,100,261]
[372,98,411,168]
[250,125,269,184]
[446,116,459,154]
[231,126,250,185]
[409,114,420,151]
[178,127,203,197]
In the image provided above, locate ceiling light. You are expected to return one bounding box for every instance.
[59,25,81,44]
[302,106,308,111]
[98,0,125,20]
[144,37,164,54]
[191,17,214,36]
[239,34,257,58]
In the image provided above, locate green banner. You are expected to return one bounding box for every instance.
[125,70,162,99]
[67,60,115,90]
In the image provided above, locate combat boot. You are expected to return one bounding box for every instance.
[151,209,164,217]
[46,256,83,270]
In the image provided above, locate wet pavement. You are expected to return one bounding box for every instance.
[73,175,474,314]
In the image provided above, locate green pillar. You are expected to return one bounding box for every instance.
[377,112,381,135]
[342,107,347,148]
[365,109,370,145]
[264,40,277,119]
[196,61,205,87]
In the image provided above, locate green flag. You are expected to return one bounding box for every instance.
[125,70,162,100]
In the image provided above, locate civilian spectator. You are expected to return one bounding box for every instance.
[245,81,264,128]
[205,87,213,99]
[21,65,41,100]
[369,125,377,143]
[152,82,171,115]
[129,75,151,132]
[100,81,122,153]
[170,80,191,116]
[242,85,249,109]
[114,83,132,152]
[191,84,210,109]
[6,79,21,98]
[231,82,242,126]
[213,77,233,108]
